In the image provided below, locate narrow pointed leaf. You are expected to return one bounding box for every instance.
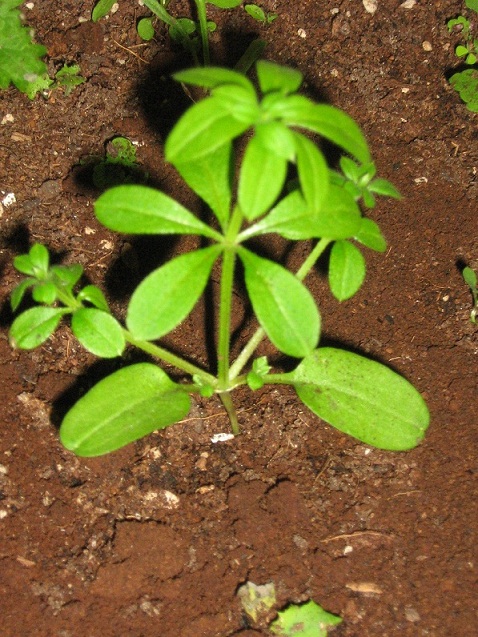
[273,95,371,164]
[290,348,429,450]
[60,364,191,456]
[173,66,254,92]
[127,246,221,340]
[77,285,110,312]
[10,307,68,349]
[238,135,288,220]
[239,248,320,357]
[71,308,125,357]
[95,185,218,238]
[174,143,232,230]
[329,240,366,301]
[293,132,329,213]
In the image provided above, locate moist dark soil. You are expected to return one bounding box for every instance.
[0,1,477,636]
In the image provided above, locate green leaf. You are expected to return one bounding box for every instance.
[254,121,296,160]
[354,218,387,252]
[10,307,68,349]
[173,66,254,92]
[165,94,256,164]
[77,285,110,312]
[368,178,401,199]
[0,0,51,99]
[256,60,303,95]
[463,266,477,289]
[293,132,329,213]
[466,0,478,11]
[329,240,366,301]
[32,281,57,305]
[239,248,320,357]
[60,364,191,456]
[272,95,371,164]
[127,246,221,340]
[238,134,288,220]
[51,263,84,288]
[54,64,85,95]
[10,278,36,311]
[174,143,232,231]
[245,4,266,22]
[29,243,50,273]
[312,184,362,239]
[208,0,243,7]
[270,600,342,637]
[290,348,429,450]
[92,0,116,21]
[137,17,155,41]
[71,308,125,358]
[95,185,219,239]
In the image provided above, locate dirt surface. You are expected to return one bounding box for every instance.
[0,1,477,635]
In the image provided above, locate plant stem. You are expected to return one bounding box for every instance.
[219,391,240,435]
[124,331,217,385]
[143,0,200,65]
[229,237,333,379]
[194,0,210,65]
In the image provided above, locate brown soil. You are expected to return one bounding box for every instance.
[0,1,476,636]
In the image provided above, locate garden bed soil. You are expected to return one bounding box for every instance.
[0,1,477,635]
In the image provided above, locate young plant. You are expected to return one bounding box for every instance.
[245,3,278,25]
[462,265,478,323]
[270,600,342,637]
[10,61,430,458]
[447,0,478,111]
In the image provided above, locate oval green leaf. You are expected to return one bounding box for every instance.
[60,364,191,456]
[290,348,429,450]
[293,131,329,213]
[239,248,320,357]
[329,240,366,301]
[95,185,218,238]
[10,307,68,349]
[127,246,221,340]
[354,218,387,252]
[71,308,125,358]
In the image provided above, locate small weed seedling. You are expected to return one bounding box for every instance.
[447,0,478,111]
[462,265,478,323]
[245,4,278,25]
[10,61,430,457]
[270,600,342,637]
[85,136,148,190]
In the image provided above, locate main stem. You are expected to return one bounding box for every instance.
[194,0,210,65]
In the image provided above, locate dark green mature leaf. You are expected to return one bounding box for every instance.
[95,185,219,239]
[329,240,366,301]
[174,143,232,231]
[239,248,320,357]
[290,348,429,450]
[10,307,68,349]
[256,60,303,95]
[71,308,125,358]
[165,94,256,164]
[60,364,191,456]
[238,135,288,220]
[293,132,329,213]
[127,246,221,340]
[268,95,371,164]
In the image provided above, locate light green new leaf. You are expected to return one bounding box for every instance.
[329,240,366,301]
[95,185,219,239]
[71,308,125,358]
[290,348,429,450]
[354,218,387,252]
[60,364,191,456]
[10,278,36,312]
[77,285,109,312]
[238,135,288,220]
[127,246,221,340]
[10,307,68,349]
[254,121,296,160]
[239,248,320,357]
[311,184,362,239]
[256,60,303,95]
[293,132,329,213]
[174,143,232,231]
[91,0,116,21]
[270,600,342,637]
[274,95,371,164]
[208,0,243,8]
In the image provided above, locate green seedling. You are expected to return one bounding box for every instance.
[53,64,86,95]
[10,61,429,458]
[81,136,148,190]
[270,600,342,637]
[462,265,478,323]
[245,3,278,24]
[447,1,478,110]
